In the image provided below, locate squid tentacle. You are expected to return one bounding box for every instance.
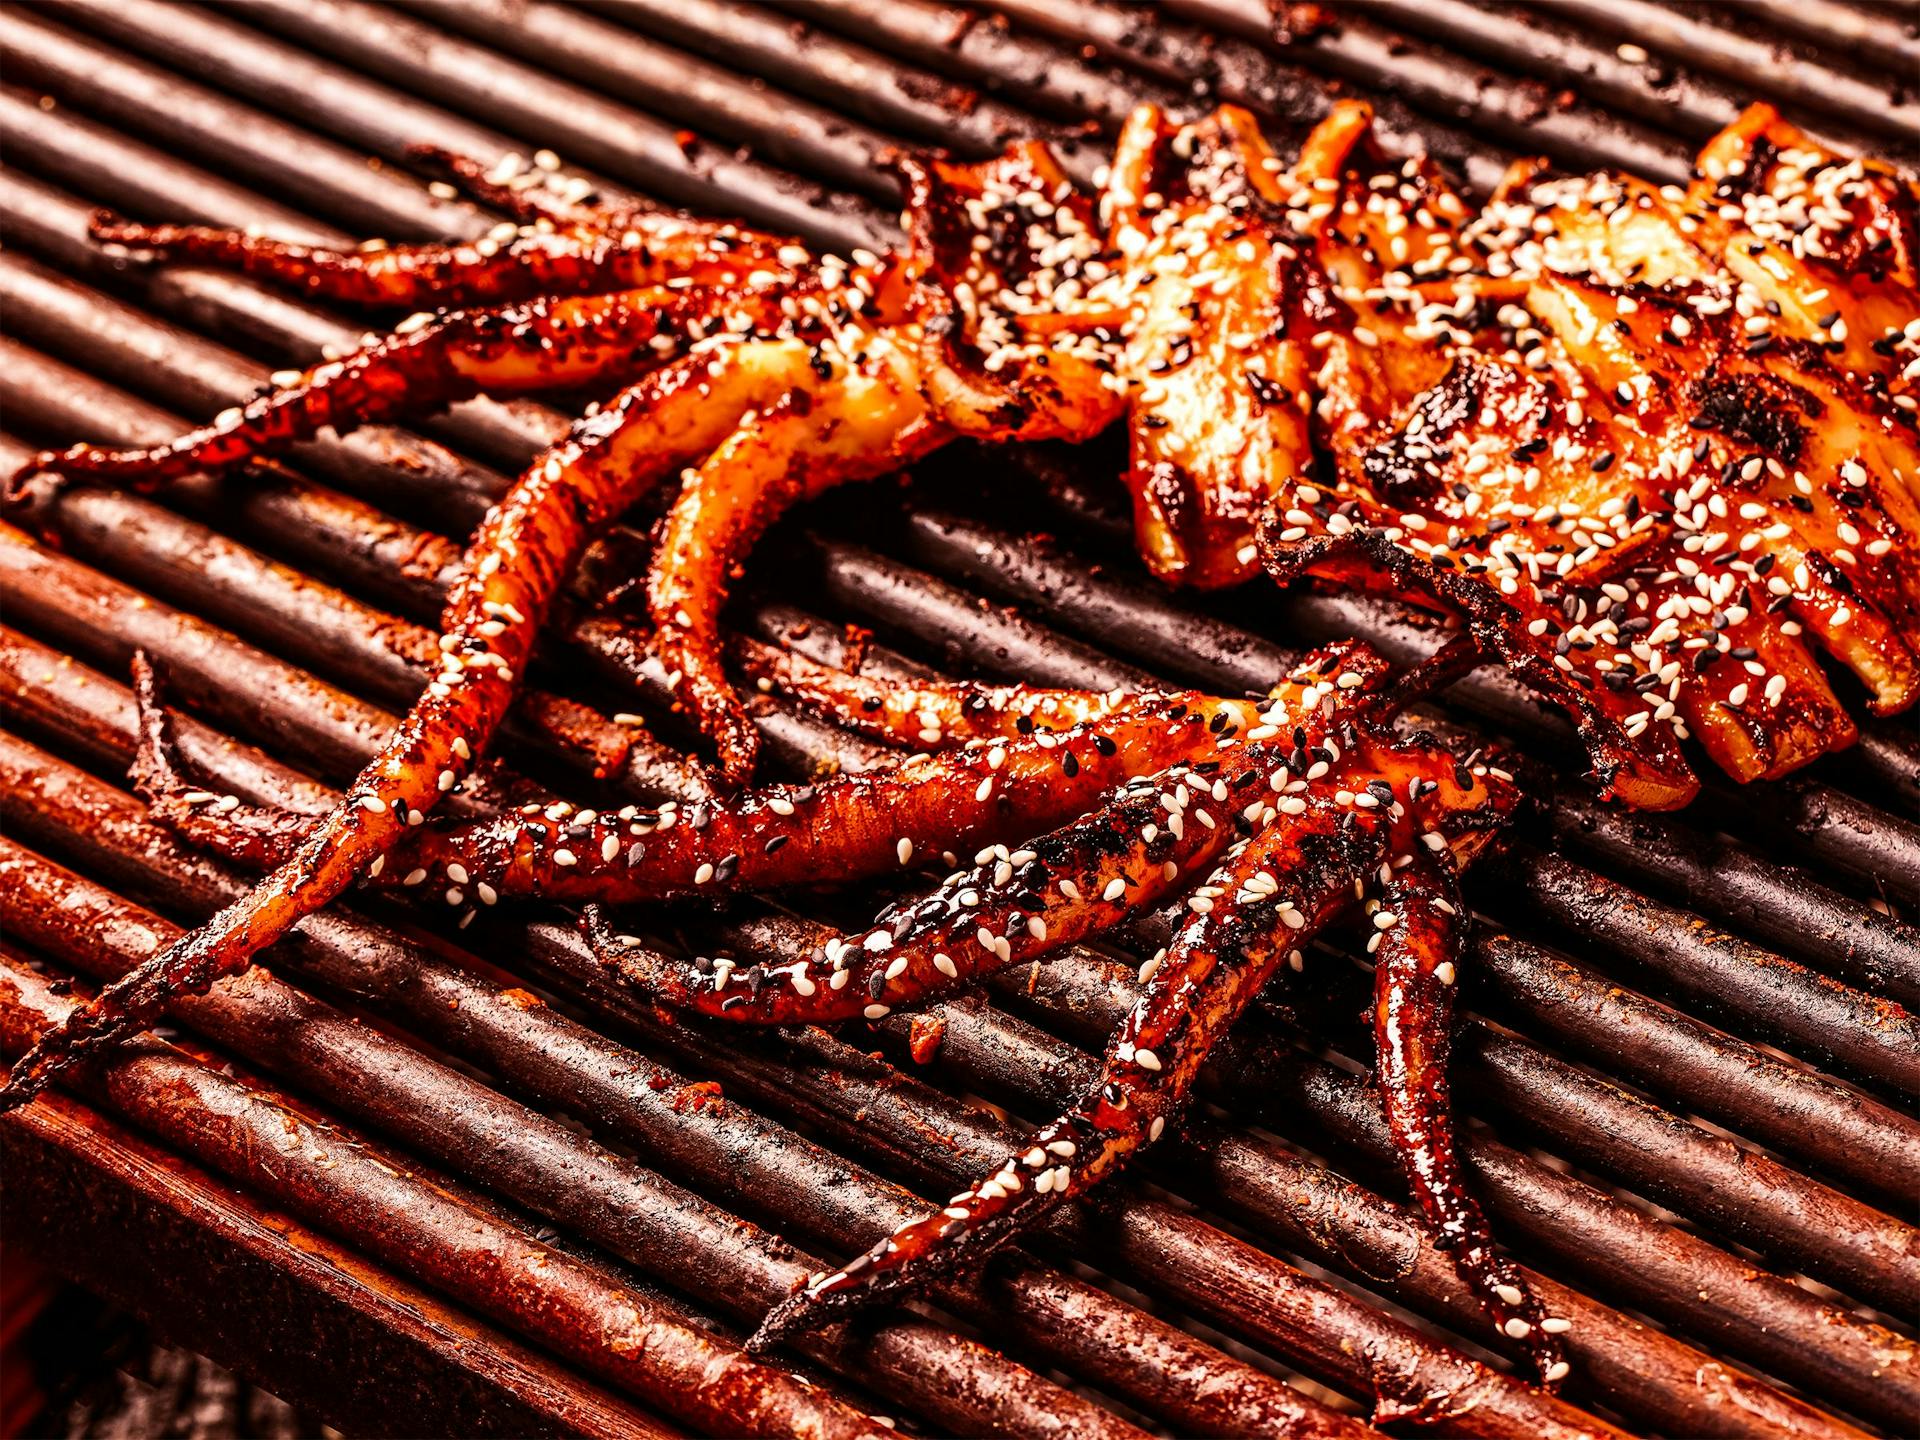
[739,635,1394,752]
[1370,856,1570,1387]
[85,207,793,310]
[734,635,1172,749]
[643,330,944,782]
[6,284,779,502]
[129,642,1388,907]
[127,652,336,868]
[130,689,1234,905]
[582,762,1237,1024]
[751,793,1386,1350]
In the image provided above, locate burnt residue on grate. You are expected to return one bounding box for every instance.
[0,1,1916,1437]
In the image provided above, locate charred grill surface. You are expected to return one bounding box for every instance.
[0,2,1915,1437]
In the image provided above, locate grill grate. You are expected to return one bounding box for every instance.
[0,2,1916,1436]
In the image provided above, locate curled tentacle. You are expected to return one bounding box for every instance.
[583,762,1236,1024]
[1370,856,1568,1387]
[127,652,325,867]
[643,326,944,783]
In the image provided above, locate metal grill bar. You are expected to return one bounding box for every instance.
[1519,0,1920,146]
[2,3,1917,1437]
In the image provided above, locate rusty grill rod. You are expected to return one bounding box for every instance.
[581,0,1105,167]
[1707,0,1920,79]
[0,1075,661,1439]
[1334,0,1894,155]
[0,5,1912,1436]
[0,916,871,1439]
[786,0,1512,193]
